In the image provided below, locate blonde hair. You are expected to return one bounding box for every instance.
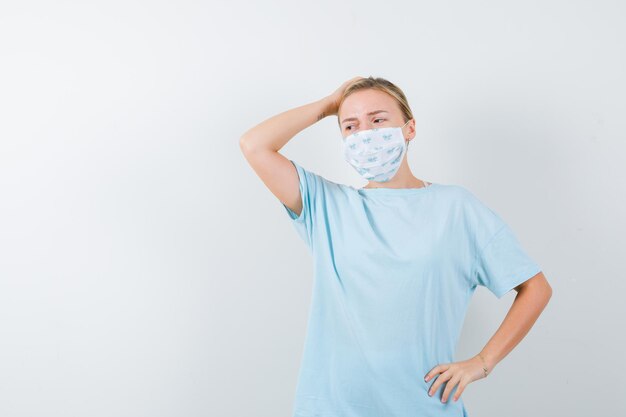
[337,76,414,129]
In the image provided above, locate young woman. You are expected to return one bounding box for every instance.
[239,76,552,417]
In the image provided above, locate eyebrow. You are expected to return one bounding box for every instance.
[341,110,388,125]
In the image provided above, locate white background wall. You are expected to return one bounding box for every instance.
[1,1,624,416]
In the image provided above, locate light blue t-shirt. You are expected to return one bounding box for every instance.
[281,159,542,417]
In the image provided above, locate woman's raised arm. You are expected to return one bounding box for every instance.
[239,77,363,216]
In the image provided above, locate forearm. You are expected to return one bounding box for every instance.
[239,96,333,153]
[478,283,551,373]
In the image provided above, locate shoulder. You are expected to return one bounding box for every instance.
[455,185,507,235]
[433,183,504,226]
[436,183,488,206]
[289,159,348,197]
[430,183,478,206]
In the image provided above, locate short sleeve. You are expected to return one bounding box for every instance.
[464,189,542,299]
[281,159,323,247]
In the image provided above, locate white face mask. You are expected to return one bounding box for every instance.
[342,119,410,183]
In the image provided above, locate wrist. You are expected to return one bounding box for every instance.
[320,95,338,117]
[477,352,496,376]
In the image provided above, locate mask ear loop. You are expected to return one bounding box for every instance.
[402,119,411,149]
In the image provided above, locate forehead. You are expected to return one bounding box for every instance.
[339,89,398,124]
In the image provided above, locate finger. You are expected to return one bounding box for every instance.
[424,363,448,382]
[427,376,440,397]
[453,378,469,402]
[424,366,438,382]
[427,372,451,397]
[441,375,461,403]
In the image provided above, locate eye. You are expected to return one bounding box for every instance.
[374,118,385,123]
